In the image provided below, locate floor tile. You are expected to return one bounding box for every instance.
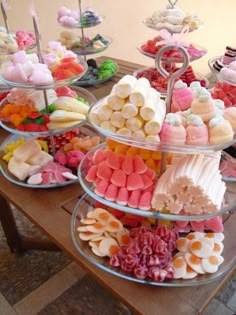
[203,298,234,315]
[13,267,79,315]
[37,274,131,315]
[216,271,236,304]
[227,290,236,312]
[0,293,18,315]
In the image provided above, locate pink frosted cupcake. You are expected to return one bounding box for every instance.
[191,88,216,122]
[171,80,194,112]
[209,116,234,145]
[160,113,186,145]
[186,114,209,145]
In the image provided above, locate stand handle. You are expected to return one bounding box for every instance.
[155,44,189,113]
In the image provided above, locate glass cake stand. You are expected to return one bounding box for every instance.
[70,193,236,287]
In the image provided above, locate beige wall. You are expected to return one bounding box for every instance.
[3,0,236,75]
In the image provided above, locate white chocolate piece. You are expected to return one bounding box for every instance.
[27,173,43,185]
[129,77,150,107]
[121,102,138,119]
[49,110,86,122]
[126,117,143,132]
[114,75,137,98]
[97,104,113,121]
[110,111,126,128]
[62,172,78,180]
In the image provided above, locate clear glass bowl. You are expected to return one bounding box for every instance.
[77,143,236,221]
[88,99,236,154]
[71,193,236,287]
[0,55,88,90]
[75,64,118,87]
[0,86,96,137]
[133,67,209,98]
[137,43,207,63]
[0,122,103,188]
[71,37,112,56]
[208,56,236,86]
[220,151,236,182]
[58,16,104,29]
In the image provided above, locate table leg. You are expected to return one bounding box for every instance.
[0,194,60,253]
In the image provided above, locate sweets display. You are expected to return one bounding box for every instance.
[74,201,227,283]
[144,4,202,33]
[0,27,36,54]
[89,75,235,147]
[58,6,102,28]
[0,46,87,86]
[76,59,118,85]
[139,35,206,61]
[134,65,207,95]
[59,31,111,54]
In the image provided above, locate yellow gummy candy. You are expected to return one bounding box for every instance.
[36,140,49,153]
[139,148,151,160]
[126,146,139,157]
[114,143,129,155]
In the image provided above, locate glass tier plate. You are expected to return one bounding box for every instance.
[208,56,236,86]
[221,151,236,182]
[71,37,112,56]
[137,43,207,63]
[0,55,88,90]
[58,16,104,29]
[0,86,96,137]
[71,193,236,287]
[0,122,103,188]
[78,143,236,221]
[133,67,209,98]
[87,99,236,154]
[74,64,118,87]
[142,18,203,34]
[0,31,36,55]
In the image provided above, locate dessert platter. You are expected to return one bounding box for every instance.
[135,0,208,96]
[57,1,118,86]
[70,38,236,287]
[0,12,104,189]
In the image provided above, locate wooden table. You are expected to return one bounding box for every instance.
[0,56,236,315]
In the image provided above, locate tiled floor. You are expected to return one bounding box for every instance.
[0,208,235,315]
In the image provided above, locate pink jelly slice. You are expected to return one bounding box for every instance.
[144,167,156,180]
[138,191,152,210]
[127,172,144,191]
[122,155,134,175]
[85,165,98,182]
[133,155,147,174]
[104,183,119,202]
[116,187,129,205]
[111,169,127,187]
[106,151,122,170]
[96,161,113,180]
[95,179,109,197]
[205,216,224,233]
[128,190,141,208]
[93,149,109,165]
[141,173,153,190]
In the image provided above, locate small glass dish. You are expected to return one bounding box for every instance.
[0,122,103,188]
[137,43,207,63]
[133,67,209,98]
[0,30,36,55]
[0,86,96,137]
[71,193,236,287]
[58,16,104,29]
[0,55,88,90]
[74,63,118,87]
[71,37,112,56]
[220,151,236,182]
[77,143,236,221]
[88,99,236,154]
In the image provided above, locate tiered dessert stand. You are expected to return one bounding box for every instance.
[0,13,98,188]
[57,0,117,86]
[134,0,208,97]
[70,43,236,287]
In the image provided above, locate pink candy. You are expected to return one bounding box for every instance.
[109,225,178,282]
